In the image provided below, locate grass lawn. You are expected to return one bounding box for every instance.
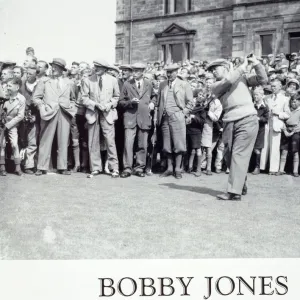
[0,171,299,259]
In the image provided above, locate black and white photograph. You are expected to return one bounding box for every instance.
[0,0,300,262]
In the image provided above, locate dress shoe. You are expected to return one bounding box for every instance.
[159,170,173,178]
[252,168,260,175]
[206,170,212,176]
[293,173,299,177]
[71,166,80,173]
[192,170,201,177]
[58,170,71,175]
[226,169,230,174]
[242,184,247,196]
[275,171,284,176]
[24,169,35,175]
[111,170,120,178]
[120,171,131,178]
[133,170,145,178]
[174,171,182,179]
[269,172,276,175]
[145,169,153,176]
[87,170,101,178]
[186,168,193,173]
[35,170,47,176]
[217,193,241,201]
[80,167,89,174]
[15,170,23,176]
[0,170,7,176]
[215,168,221,174]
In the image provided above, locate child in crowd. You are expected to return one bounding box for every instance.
[200,77,222,175]
[0,78,25,176]
[186,88,207,177]
[252,86,269,175]
[277,96,300,177]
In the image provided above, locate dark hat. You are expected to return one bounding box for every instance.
[206,59,230,70]
[72,61,80,66]
[119,64,133,71]
[164,63,180,71]
[153,61,160,66]
[131,62,146,70]
[49,58,67,71]
[93,59,110,69]
[263,85,272,93]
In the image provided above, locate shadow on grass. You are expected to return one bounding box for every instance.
[160,183,223,197]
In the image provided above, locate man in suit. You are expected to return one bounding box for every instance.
[33,58,77,175]
[116,64,133,171]
[81,59,120,178]
[156,63,194,179]
[0,78,25,176]
[119,63,156,178]
[208,55,268,201]
[260,78,290,174]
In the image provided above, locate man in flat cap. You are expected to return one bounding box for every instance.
[208,55,268,200]
[33,58,77,175]
[116,64,133,169]
[81,59,120,178]
[156,63,194,179]
[119,62,156,177]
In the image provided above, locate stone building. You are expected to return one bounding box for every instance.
[115,0,300,63]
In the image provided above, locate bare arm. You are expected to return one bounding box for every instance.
[245,63,268,87]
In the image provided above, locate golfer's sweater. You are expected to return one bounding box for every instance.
[212,64,268,122]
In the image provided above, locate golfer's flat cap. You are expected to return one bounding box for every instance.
[164,63,180,71]
[1,60,16,66]
[119,64,133,70]
[131,62,146,69]
[93,59,110,69]
[155,71,167,78]
[108,65,120,72]
[268,67,276,73]
[206,59,230,70]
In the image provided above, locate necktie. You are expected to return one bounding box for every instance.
[168,80,172,88]
[99,76,103,91]
[138,82,141,90]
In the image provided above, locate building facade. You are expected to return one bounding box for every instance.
[115,0,300,64]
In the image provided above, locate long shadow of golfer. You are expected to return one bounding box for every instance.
[159,183,222,198]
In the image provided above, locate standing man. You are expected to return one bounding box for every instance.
[33,58,77,175]
[208,55,268,201]
[81,59,120,178]
[156,63,194,179]
[37,60,49,80]
[119,63,156,178]
[19,64,40,174]
[260,78,290,174]
[116,64,133,171]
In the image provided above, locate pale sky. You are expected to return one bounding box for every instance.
[0,0,116,67]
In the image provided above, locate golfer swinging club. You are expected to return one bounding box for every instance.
[207,54,268,201]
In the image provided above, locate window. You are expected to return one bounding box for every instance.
[289,32,300,53]
[174,0,185,13]
[162,45,167,62]
[164,0,192,14]
[170,44,183,62]
[261,34,273,56]
[186,43,190,60]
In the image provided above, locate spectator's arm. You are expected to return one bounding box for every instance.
[5,99,25,130]
[278,97,290,120]
[32,80,45,107]
[183,82,194,115]
[81,78,95,111]
[259,106,269,124]
[118,83,133,109]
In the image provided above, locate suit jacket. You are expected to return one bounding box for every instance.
[3,93,26,130]
[119,78,156,129]
[32,77,77,121]
[20,79,39,115]
[265,93,290,132]
[81,73,120,125]
[156,78,193,126]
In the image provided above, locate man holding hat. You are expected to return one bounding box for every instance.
[81,59,120,178]
[119,62,156,178]
[156,63,194,179]
[208,55,268,200]
[33,58,77,175]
